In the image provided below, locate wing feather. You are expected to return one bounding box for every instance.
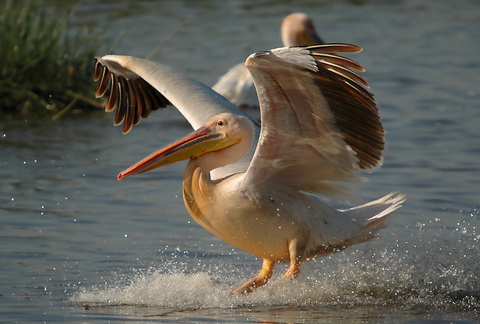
[105,73,118,112]
[94,58,171,133]
[95,66,110,98]
[311,53,365,72]
[245,44,384,196]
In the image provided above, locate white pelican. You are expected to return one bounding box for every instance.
[212,12,324,110]
[94,44,405,294]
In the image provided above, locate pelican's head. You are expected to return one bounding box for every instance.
[118,113,254,180]
[281,13,324,47]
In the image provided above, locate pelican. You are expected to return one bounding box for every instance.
[212,12,324,110]
[94,44,405,294]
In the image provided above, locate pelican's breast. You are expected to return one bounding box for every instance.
[182,161,257,242]
[182,161,297,261]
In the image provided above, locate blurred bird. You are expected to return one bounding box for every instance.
[94,42,405,294]
[212,12,325,112]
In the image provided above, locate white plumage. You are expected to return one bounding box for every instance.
[94,43,405,294]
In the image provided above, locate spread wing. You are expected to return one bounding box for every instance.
[245,44,384,196]
[94,55,253,134]
[93,55,259,179]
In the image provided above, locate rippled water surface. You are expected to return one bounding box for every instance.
[1,0,480,322]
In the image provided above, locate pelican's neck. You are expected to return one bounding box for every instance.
[183,160,209,224]
[183,159,221,233]
[181,115,255,234]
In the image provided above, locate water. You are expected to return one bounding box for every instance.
[1,0,480,322]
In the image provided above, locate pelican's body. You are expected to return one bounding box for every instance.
[184,159,383,263]
[94,43,405,294]
[213,12,324,110]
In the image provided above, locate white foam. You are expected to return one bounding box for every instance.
[72,221,480,310]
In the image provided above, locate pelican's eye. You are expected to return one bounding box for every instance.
[217,120,225,126]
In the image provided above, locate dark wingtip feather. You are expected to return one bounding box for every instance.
[308,44,385,170]
[93,60,103,81]
[307,43,363,54]
[95,67,110,98]
[93,58,172,133]
[105,74,118,112]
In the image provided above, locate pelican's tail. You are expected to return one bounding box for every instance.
[342,192,406,231]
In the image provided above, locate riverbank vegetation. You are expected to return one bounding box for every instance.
[0,0,104,119]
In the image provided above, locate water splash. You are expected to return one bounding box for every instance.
[72,222,480,312]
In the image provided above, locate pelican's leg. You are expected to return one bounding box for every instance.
[282,239,303,279]
[282,259,301,279]
[230,259,275,295]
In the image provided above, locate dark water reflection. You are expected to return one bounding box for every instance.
[1,0,480,322]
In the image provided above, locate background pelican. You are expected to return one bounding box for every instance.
[212,12,324,111]
[94,44,405,294]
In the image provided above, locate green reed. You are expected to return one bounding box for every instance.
[0,0,104,118]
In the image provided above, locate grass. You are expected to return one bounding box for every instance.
[0,0,104,119]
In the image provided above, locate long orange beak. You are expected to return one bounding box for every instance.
[117,126,236,180]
